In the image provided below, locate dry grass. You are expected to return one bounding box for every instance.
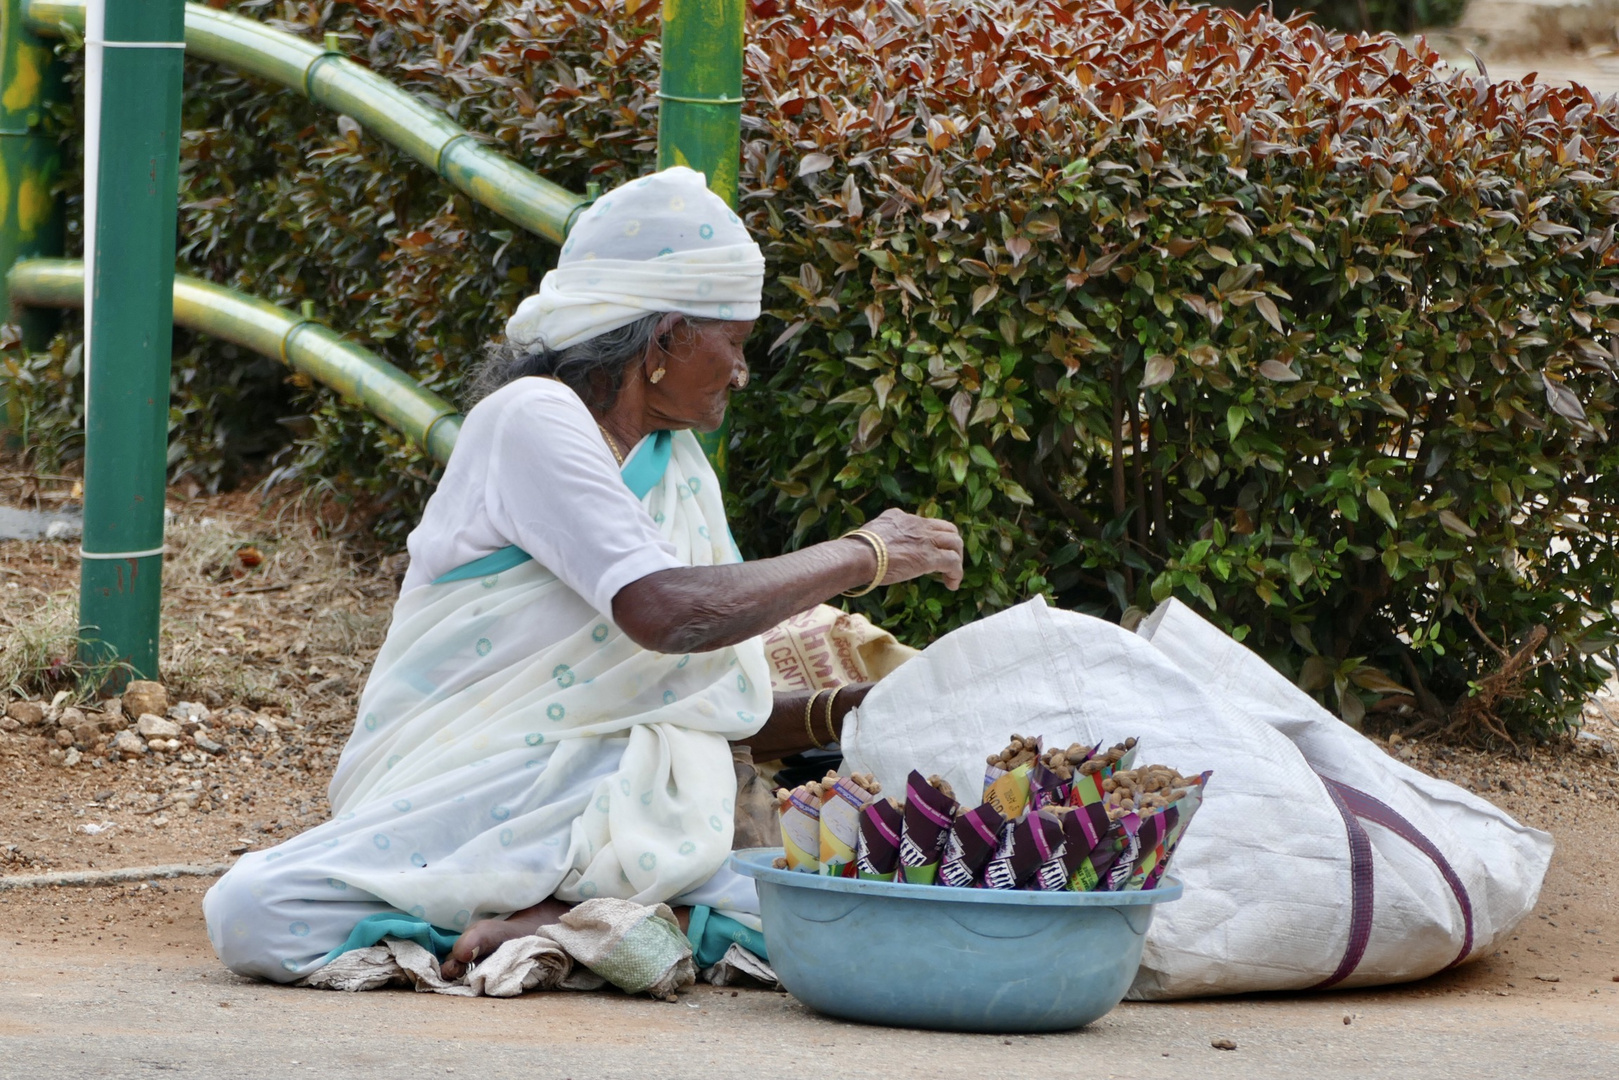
[1,467,397,724]
[0,589,81,700]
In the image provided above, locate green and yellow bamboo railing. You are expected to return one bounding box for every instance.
[0,0,745,680]
[21,0,590,242]
[0,0,65,358]
[6,258,464,464]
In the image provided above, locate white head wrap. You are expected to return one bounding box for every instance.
[504,166,765,352]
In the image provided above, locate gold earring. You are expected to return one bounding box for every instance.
[649,367,666,384]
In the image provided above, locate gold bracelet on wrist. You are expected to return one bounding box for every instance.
[841,529,889,597]
[820,684,842,746]
[803,688,831,750]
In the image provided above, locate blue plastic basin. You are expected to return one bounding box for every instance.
[729,848,1182,1033]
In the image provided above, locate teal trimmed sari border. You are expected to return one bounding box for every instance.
[432,544,534,584]
[621,429,672,501]
[430,429,673,586]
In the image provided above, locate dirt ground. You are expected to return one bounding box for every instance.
[3,475,1619,1074]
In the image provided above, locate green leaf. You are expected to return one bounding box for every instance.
[1437,509,1476,538]
[1366,488,1397,529]
[1226,406,1246,440]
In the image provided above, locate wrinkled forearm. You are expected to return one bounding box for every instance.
[740,684,871,759]
[611,539,876,654]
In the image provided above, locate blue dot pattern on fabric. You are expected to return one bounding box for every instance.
[677,655,690,669]
[386,754,402,770]
[710,815,725,832]
[658,246,674,256]
[393,799,411,813]
[266,851,283,861]
[689,477,701,493]
[499,828,514,846]
[338,812,356,822]
[736,711,755,724]
[491,805,511,821]
[596,794,611,813]
[281,958,301,973]
[719,303,734,318]
[454,910,471,929]
[640,790,653,805]
[476,637,493,657]
[525,732,544,746]
[322,837,339,849]
[547,703,565,721]
[481,574,500,589]
[327,877,348,890]
[363,713,377,731]
[553,664,575,688]
[411,852,427,867]
[409,905,426,918]
[525,759,542,768]
[699,223,714,239]
[737,674,748,692]
[654,511,666,524]
[580,882,598,899]
[639,852,657,871]
[373,834,390,850]
[663,690,676,705]
[698,525,710,539]
[679,840,697,855]
[620,779,632,795]
[290,921,311,937]
[722,796,734,813]
[592,624,609,643]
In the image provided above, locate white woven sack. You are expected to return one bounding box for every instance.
[840,597,1551,998]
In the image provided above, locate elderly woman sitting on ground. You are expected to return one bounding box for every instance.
[203,167,963,983]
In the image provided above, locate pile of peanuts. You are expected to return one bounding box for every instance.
[985,735,1041,771]
[1078,737,1139,776]
[1100,764,1199,818]
[774,771,882,814]
[1040,742,1097,781]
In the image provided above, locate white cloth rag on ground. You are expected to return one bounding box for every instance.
[300,898,692,999]
[841,596,1552,999]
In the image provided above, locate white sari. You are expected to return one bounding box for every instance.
[319,428,771,929]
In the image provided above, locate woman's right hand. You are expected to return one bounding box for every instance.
[853,508,965,591]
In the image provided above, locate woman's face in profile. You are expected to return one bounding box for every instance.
[651,318,755,433]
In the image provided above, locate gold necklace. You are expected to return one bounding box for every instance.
[597,423,625,466]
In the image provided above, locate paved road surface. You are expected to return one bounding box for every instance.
[1,940,1614,1079]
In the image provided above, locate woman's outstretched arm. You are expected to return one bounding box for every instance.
[612,509,962,654]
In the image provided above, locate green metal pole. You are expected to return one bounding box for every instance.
[657,0,745,476]
[77,0,185,681]
[0,0,65,444]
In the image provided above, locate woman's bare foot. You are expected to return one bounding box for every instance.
[440,898,572,980]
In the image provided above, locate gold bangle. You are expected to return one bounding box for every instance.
[803,688,831,750]
[820,684,843,746]
[841,529,888,597]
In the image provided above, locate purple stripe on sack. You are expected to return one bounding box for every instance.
[1331,779,1476,969]
[865,804,901,846]
[1312,776,1375,991]
[967,812,1000,847]
[911,797,953,828]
